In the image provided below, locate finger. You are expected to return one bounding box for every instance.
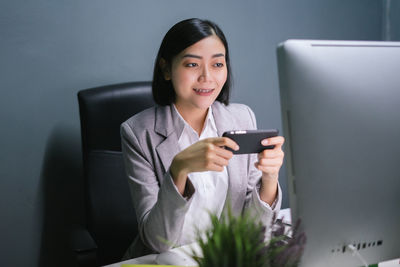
[203,157,227,172]
[257,157,283,167]
[199,162,224,172]
[202,142,233,160]
[261,136,285,148]
[255,163,281,174]
[209,137,239,151]
[206,153,230,168]
[214,145,234,160]
[258,149,284,160]
[209,163,225,172]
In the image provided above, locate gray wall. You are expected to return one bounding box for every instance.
[0,0,389,266]
[389,0,400,40]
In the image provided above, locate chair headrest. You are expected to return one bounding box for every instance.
[78,81,154,152]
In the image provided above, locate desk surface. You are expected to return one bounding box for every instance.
[104,247,399,267]
[104,254,157,266]
[104,208,399,267]
[104,256,399,267]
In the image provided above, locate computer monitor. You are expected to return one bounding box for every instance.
[277,40,400,267]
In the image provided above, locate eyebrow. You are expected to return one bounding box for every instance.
[182,53,225,59]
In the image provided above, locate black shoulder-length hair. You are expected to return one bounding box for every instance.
[152,18,232,106]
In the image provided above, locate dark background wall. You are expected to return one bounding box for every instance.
[0,0,395,266]
[388,0,400,40]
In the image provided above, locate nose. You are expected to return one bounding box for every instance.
[198,65,211,82]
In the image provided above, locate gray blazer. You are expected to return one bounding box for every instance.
[120,101,282,259]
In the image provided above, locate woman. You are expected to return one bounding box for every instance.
[121,18,285,259]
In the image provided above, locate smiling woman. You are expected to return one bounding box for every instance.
[167,35,228,130]
[120,18,285,260]
[152,19,233,106]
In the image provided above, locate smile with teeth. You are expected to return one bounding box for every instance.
[193,88,214,93]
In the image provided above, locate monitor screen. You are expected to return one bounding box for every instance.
[277,40,400,267]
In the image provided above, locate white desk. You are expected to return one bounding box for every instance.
[105,255,399,267]
[104,254,157,266]
[104,208,399,267]
[105,241,200,266]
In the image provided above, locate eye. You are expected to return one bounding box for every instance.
[186,63,198,67]
[214,62,224,68]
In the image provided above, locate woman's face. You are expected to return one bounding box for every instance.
[167,35,228,113]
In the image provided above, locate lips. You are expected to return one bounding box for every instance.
[193,88,215,96]
[193,88,214,93]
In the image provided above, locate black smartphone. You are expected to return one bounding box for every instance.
[222,129,279,154]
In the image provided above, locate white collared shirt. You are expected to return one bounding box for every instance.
[171,104,280,245]
[172,105,229,244]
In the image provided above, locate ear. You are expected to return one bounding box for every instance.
[159,58,171,80]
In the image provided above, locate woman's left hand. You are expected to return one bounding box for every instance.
[255,136,285,181]
[255,136,285,205]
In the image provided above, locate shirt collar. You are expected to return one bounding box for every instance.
[205,105,217,134]
[171,104,217,141]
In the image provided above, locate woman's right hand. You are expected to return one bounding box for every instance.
[170,137,239,195]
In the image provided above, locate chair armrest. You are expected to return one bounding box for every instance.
[70,224,98,267]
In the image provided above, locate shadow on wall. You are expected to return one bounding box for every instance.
[38,124,84,267]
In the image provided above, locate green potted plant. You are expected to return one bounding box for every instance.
[192,207,306,267]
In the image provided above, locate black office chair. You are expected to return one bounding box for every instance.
[72,81,154,266]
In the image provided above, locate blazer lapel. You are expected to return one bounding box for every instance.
[156,136,180,176]
[154,106,180,177]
